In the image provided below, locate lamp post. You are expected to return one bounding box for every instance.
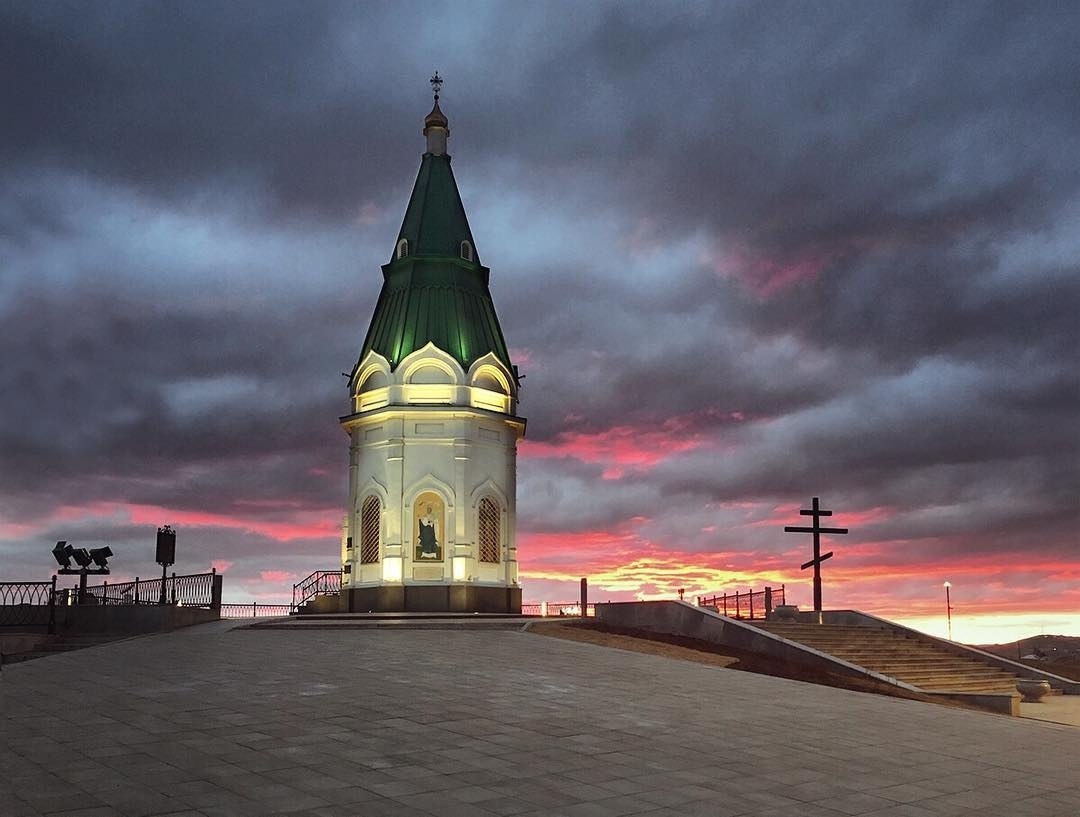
[156,526,176,605]
[943,581,952,641]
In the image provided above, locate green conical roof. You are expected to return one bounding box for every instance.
[354,152,515,379]
[394,152,478,262]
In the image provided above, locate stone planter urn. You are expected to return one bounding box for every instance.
[773,604,799,622]
[1016,679,1052,702]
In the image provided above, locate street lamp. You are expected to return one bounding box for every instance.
[943,581,953,641]
[156,526,176,605]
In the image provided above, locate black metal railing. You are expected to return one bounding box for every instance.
[698,585,784,620]
[0,578,57,633]
[63,571,222,610]
[220,603,293,618]
[292,570,341,609]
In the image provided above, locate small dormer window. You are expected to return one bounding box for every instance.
[396,239,409,259]
[460,240,473,262]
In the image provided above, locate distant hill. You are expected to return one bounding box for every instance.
[973,634,1080,682]
[974,634,1080,659]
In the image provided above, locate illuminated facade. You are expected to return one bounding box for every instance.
[339,86,525,612]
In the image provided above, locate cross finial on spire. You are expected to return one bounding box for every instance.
[430,71,443,102]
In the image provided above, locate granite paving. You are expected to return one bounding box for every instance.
[2,619,1079,817]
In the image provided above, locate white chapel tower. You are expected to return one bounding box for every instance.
[339,76,525,612]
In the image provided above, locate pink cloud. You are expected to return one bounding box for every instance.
[45,501,339,543]
[707,242,830,297]
[509,347,533,367]
[259,570,295,582]
[520,411,734,474]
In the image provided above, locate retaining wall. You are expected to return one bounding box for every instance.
[54,605,219,635]
[595,601,1020,716]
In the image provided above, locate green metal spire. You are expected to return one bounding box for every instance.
[353,98,514,381]
[394,152,478,262]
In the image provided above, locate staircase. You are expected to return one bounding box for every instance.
[756,622,1021,693]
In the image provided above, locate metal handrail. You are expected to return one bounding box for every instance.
[292,570,341,609]
[520,602,596,617]
[698,585,785,620]
[220,603,293,618]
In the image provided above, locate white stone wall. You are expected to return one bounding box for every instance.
[341,344,523,592]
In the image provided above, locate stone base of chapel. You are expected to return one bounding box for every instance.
[340,584,521,614]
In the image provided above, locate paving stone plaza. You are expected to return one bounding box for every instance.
[3,619,1079,817]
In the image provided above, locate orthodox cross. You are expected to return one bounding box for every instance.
[430,70,443,102]
[783,496,848,615]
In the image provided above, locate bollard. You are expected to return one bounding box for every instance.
[48,575,57,635]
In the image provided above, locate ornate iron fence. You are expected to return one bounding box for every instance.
[698,585,784,620]
[0,579,57,632]
[292,570,341,609]
[220,603,293,618]
[65,571,222,610]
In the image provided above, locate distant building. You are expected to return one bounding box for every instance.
[338,84,525,612]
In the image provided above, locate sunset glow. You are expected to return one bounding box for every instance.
[3,3,1077,649]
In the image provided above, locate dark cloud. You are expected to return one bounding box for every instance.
[2,1,1077,607]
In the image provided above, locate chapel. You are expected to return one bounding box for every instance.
[339,76,525,612]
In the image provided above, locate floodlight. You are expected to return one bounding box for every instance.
[89,546,113,569]
[53,541,73,568]
[70,548,92,568]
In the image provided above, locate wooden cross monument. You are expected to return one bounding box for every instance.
[783,496,848,617]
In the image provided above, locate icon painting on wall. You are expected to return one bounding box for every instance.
[414,492,444,561]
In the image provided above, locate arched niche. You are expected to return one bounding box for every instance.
[359,370,389,392]
[407,365,455,385]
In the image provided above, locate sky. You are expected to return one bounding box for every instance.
[2,1,1078,644]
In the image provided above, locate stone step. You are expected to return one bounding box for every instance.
[893,671,1016,684]
[864,663,1010,675]
[1,635,121,664]
[918,680,1019,692]
[753,621,1023,695]
[815,652,1011,671]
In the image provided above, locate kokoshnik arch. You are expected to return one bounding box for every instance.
[338,77,526,613]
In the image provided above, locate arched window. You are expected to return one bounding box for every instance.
[360,495,380,564]
[460,240,473,261]
[478,497,500,563]
[396,239,409,259]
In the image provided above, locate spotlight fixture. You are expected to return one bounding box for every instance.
[89,546,113,570]
[52,541,73,568]
[70,548,93,568]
